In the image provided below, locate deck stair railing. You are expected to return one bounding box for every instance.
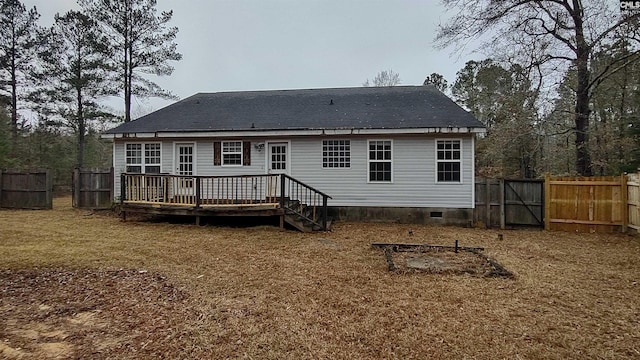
[280,174,332,231]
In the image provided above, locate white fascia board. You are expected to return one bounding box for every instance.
[100,133,157,139]
[103,127,486,139]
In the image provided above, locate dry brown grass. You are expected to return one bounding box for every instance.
[0,196,639,359]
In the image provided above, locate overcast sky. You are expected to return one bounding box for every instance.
[23,0,481,116]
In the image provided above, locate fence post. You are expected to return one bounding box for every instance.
[109,167,115,204]
[485,179,491,227]
[544,173,551,230]
[45,169,53,209]
[499,179,505,230]
[72,168,79,208]
[622,173,628,233]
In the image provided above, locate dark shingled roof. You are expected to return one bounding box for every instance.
[104,85,484,134]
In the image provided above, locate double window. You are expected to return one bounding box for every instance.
[126,143,161,173]
[436,140,461,182]
[368,140,392,182]
[323,140,351,168]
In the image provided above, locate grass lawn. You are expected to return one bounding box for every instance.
[0,196,639,359]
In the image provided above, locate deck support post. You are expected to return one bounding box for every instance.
[195,215,201,226]
[280,174,286,208]
[120,173,126,222]
[280,215,284,229]
[322,195,328,231]
[120,173,126,204]
[195,177,201,208]
[499,179,506,230]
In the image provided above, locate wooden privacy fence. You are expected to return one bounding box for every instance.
[0,170,53,209]
[476,174,640,233]
[72,168,114,209]
[628,173,640,232]
[545,174,629,233]
[475,178,544,229]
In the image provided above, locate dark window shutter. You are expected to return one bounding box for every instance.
[243,141,251,166]
[213,142,221,166]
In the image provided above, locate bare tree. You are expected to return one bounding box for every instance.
[435,1,640,176]
[363,69,401,87]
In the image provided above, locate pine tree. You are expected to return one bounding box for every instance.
[0,0,41,142]
[79,0,182,122]
[32,10,115,168]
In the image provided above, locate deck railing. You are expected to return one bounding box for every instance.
[121,173,331,230]
[121,173,281,206]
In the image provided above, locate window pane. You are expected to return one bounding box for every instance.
[145,166,161,174]
[368,140,392,182]
[369,161,391,182]
[437,162,461,182]
[144,143,161,165]
[126,144,142,165]
[222,141,243,165]
[323,140,351,168]
[223,154,242,165]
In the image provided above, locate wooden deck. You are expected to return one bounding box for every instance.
[120,173,331,231]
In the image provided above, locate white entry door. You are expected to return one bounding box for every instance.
[267,142,289,198]
[175,143,194,195]
[267,142,289,175]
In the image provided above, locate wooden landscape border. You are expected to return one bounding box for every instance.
[371,242,513,277]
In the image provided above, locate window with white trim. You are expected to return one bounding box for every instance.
[222,141,243,166]
[125,143,161,173]
[368,140,392,182]
[323,140,350,168]
[436,140,461,182]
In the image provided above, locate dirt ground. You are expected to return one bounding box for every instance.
[0,197,639,359]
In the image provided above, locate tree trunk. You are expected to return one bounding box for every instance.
[10,45,17,144]
[77,86,85,168]
[123,0,132,122]
[572,2,593,176]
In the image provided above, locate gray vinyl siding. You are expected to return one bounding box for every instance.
[112,135,474,208]
[288,136,474,208]
[113,140,266,198]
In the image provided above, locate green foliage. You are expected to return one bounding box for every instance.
[588,40,640,175]
[423,73,448,92]
[452,59,540,178]
[0,0,42,138]
[0,107,13,168]
[79,0,182,122]
[32,10,116,167]
[436,1,640,176]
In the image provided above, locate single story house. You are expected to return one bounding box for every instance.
[102,85,485,230]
